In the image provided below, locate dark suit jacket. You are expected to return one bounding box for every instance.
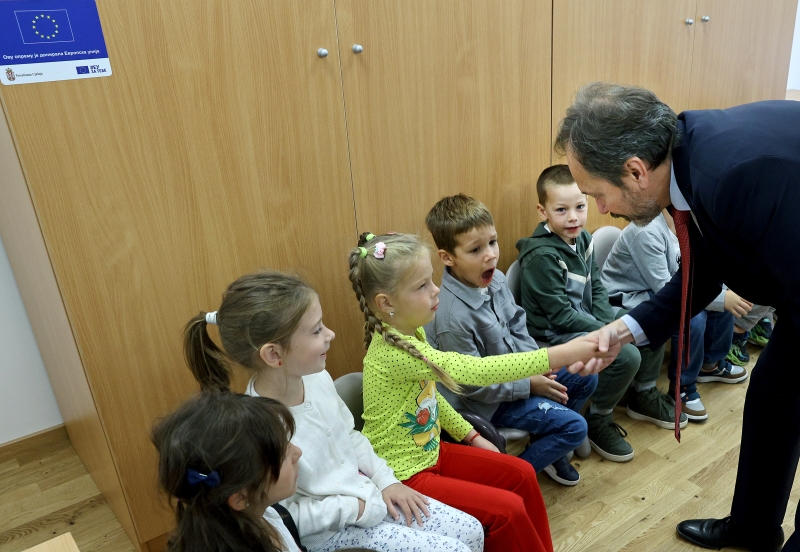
[628,100,800,347]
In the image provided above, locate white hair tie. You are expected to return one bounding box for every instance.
[205,311,217,325]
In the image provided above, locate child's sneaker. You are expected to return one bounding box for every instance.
[697,359,748,384]
[626,387,689,430]
[669,383,708,422]
[585,412,634,462]
[542,455,580,486]
[748,317,773,347]
[726,331,750,366]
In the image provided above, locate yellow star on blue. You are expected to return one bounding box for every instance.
[31,14,59,40]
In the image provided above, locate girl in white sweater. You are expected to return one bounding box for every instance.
[183,271,484,552]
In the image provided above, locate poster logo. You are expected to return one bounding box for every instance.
[15,9,75,44]
[5,68,15,81]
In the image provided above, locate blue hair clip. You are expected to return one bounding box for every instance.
[187,468,221,488]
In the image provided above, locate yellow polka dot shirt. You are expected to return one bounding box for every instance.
[361,326,551,481]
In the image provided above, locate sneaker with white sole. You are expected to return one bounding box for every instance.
[697,359,748,384]
[585,412,634,462]
[670,384,708,422]
[626,387,689,430]
[542,455,580,486]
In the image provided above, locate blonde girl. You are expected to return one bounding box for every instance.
[183,272,484,552]
[347,232,619,552]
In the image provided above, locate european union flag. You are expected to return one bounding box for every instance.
[15,9,74,44]
[76,66,89,74]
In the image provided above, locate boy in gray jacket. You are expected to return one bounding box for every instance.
[424,193,597,485]
[517,165,678,464]
[602,210,750,422]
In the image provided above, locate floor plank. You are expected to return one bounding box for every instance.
[0,437,135,552]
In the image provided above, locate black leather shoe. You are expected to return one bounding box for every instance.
[676,516,784,551]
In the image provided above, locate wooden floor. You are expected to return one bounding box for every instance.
[1,347,798,551]
[0,427,136,552]
[542,346,800,551]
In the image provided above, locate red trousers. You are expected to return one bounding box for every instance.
[404,442,553,552]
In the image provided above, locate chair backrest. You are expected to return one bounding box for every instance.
[333,371,364,431]
[592,226,622,270]
[505,260,522,304]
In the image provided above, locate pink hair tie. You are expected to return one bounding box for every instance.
[373,242,386,259]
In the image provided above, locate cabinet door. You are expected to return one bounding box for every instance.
[552,0,696,230]
[336,0,552,271]
[688,0,798,109]
[0,0,360,543]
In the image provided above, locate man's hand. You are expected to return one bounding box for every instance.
[724,290,753,318]
[565,319,633,375]
[530,374,568,404]
[381,483,430,526]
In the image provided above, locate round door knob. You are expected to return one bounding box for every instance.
[317,48,329,58]
[352,44,364,54]
[701,16,710,22]
[685,18,694,25]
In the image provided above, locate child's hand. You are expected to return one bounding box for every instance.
[530,374,568,404]
[469,434,500,453]
[357,498,366,520]
[381,483,430,526]
[557,331,623,375]
[724,290,753,318]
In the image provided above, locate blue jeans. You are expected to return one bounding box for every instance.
[491,367,598,472]
[669,309,734,387]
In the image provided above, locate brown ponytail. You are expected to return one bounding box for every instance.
[347,232,461,393]
[183,272,317,390]
[184,313,231,391]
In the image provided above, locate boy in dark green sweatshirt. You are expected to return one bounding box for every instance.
[517,165,686,463]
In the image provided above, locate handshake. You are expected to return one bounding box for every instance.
[547,319,633,377]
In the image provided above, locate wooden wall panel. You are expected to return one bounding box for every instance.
[0,0,360,543]
[552,0,696,232]
[337,0,552,273]
[688,0,798,110]
[0,104,141,549]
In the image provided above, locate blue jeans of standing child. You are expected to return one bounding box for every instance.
[669,309,734,387]
[491,367,598,472]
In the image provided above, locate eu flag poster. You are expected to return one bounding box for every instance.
[1,0,111,85]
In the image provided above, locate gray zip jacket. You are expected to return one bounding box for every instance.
[601,214,725,311]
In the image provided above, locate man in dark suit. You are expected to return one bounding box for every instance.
[557,82,800,552]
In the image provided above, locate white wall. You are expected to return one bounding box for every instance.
[0,234,62,445]
[789,5,800,90]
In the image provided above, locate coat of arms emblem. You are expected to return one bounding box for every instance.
[5,68,15,82]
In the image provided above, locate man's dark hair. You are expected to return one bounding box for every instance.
[554,82,680,187]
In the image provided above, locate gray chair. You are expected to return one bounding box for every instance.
[505,260,522,305]
[592,225,622,270]
[333,372,526,455]
[334,371,365,431]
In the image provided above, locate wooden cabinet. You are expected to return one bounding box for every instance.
[336,0,552,272]
[0,0,362,547]
[552,0,798,231]
[688,0,798,109]
[0,0,795,549]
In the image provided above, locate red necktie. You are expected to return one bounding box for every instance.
[668,206,693,442]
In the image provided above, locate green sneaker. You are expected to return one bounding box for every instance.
[726,332,750,366]
[748,318,772,347]
[585,412,634,462]
[626,387,689,430]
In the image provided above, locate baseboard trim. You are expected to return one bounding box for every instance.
[0,424,68,463]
